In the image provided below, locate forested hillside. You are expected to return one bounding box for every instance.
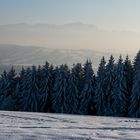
[0,51,140,118]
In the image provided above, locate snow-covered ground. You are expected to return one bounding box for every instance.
[0,111,140,140]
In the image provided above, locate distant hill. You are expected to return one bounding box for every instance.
[0,44,134,73]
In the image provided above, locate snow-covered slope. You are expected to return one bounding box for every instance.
[0,44,134,74]
[0,44,112,66]
[0,44,110,73]
[0,111,140,140]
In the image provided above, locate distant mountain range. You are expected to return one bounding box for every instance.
[0,23,139,53]
[0,44,134,73]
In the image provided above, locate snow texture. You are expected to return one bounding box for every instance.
[0,111,140,140]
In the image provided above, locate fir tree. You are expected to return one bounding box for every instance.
[36,65,46,112]
[95,56,106,116]
[67,65,79,114]
[18,67,26,111]
[0,71,8,108]
[14,81,20,111]
[112,55,126,116]
[79,60,96,115]
[20,66,39,112]
[52,64,69,113]
[0,67,17,110]
[122,55,133,116]
[6,67,17,97]
[47,64,55,112]
[74,63,84,111]
[129,51,140,117]
[38,62,51,112]
[104,55,116,116]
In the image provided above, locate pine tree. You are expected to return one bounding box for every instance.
[14,81,20,111]
[52,64,69,113]
[0,67,17,110]
[47,64,55,112]
[67,65,79,114]
[36,65,46,112]
[6,67,17,97]
[112,55,126,116]
[74,63,84,112]
[0,75,2,100]
[104,55,116,116]
[38,62,51,112]
[18,67,26,111]
[79,60,96,115]
[20,66,39,112]
[122,55,133,116]
[129,51,140,117]
[95,56,106,116]
[0,71,8,109]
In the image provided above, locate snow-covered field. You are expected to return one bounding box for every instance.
[0,111,140,140]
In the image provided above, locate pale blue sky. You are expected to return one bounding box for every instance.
[0,0,140,31]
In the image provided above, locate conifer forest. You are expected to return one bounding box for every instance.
[1,50,140,118]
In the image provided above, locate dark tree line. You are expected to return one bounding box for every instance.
[1,51,140,118]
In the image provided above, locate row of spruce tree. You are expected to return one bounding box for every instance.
[0,51,140,118]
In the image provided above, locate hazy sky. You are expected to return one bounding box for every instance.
[0,0,140,53]
[0,0,140,31]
